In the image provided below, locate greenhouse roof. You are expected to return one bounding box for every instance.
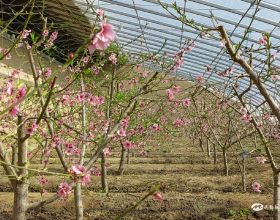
[2,0,280,106]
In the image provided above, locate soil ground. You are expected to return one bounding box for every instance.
[0,141,275,219]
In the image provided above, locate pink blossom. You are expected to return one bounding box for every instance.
[70,164,86,175]
[103,147,112,157]
[96,9,105,19]
[252,181,261,193]
[38,176,49,186]
[88,23,116,54]
[89,166,101,176]
[109,53,117,64]
[17,86,27,99]
[259,36,267,45]
[120,117,129,128]
[26,122,38,135]
[9,106,19,117]
[50,31,58,42]
[20,29,31,39]
[42,29,49,37]
[57,182,72,199]
[153,192,163,202]
[43,67,52,78]
[182,98,191,107]
[256,156,267,164]
[82,174,91,186]
[174,118,185,127]
[123,140,133,150]
[151,123,160,132]
[167,89,174,101]
[91,66,100,75]
[64,143,79,156]
[117,128,127,137]
[77,93,85,102]
[82,56,89,64]
[240,114,252,123]
[6,81,13,96]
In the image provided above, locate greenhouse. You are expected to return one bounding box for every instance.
[0,0,280,219]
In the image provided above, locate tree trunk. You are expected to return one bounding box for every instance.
[13,115,29,220]
[12,145,18,166]
[118,144,126,175]
[13,181,29,220]
[126,149,130,164]
[242,157,246,192]
[101,152,108,193]
[273,171,280,220]
[213,144,217,165]
[222,147,228,176]
[206,139,211,157]
[199,138,205,152]
[74,182,83,220]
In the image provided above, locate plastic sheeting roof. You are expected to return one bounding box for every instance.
[2,0,280,106]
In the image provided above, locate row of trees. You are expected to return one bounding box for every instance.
[1,0,280,220]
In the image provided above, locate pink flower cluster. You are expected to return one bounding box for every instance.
[173,118,185,128]
[103,147,112,157]
[182,98,191,108]
[259,35,268,45]
[151,123,160,132]
[252,181,261,193]
[166,85,181,101]
[57,182,72,200]
[88,23,116,54]
[109,53,117,64]
[38,176,49,186]
[122,140,135,150]
[20,29,31,39]
[239,108,252,123]
[70,164,91,186]
[25,122,38,135]
[170,42,195,72]
[217,66,235,77]
[45,31,58,49]
[117,117,129,137]
[64,142,81,156]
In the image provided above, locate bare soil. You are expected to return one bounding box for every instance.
[0,142,275,219]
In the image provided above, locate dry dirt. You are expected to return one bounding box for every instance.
[0,142,275,219]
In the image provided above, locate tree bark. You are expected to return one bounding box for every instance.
[126,149,130,164]
[101,152,108,193]
[242,157,246,192]
[222,147,228,176]
[74,182,83,220]
[13,115,29,220]
[199,138,205,152]
[118,143,126,175]
[213,144,217,166]
[206,139,211,157]
[273,171,280,220]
